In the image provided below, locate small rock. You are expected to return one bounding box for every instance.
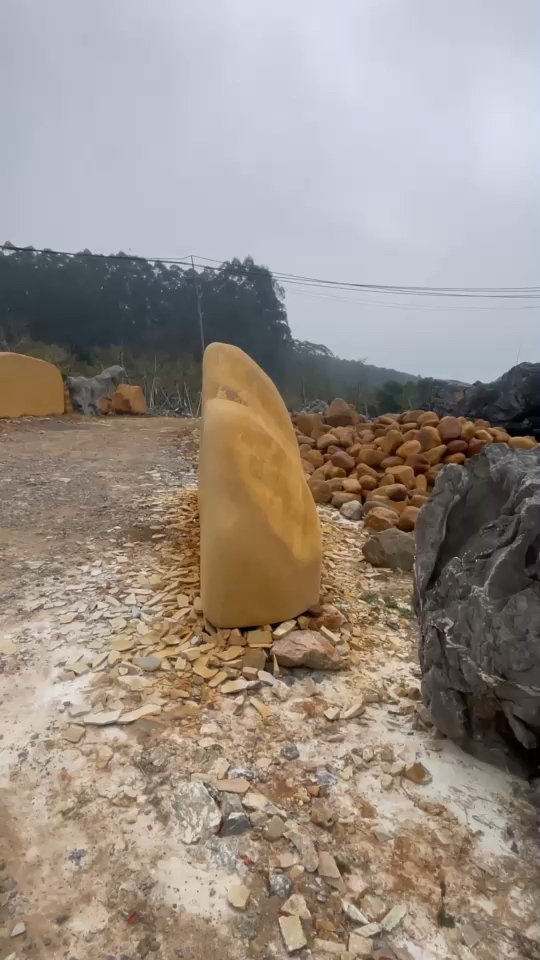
[273,630,343,670]
[227,883,251,909]
[281,894,311,920]
[10,922,26,937]
[305,678,317,696]
[380,775,393,791]
[96,745,114,769]
[63,724,85,744]
[346,874,369,898]
[279,851,299,869]
[289,864,305,881]
[242,791,270,811]
[373,827,393,842]
[380,903,407,931]
[264,816,287,841]
[362,527,415,571]
[403,762,432,785]
[173,781,221,844]
[340,702,365,720]
[281,742,300,761]
[342,900,369,924]
[220,811,251,837]
[135,655,161,672]
[85,709,123,726]
[313,939,345,955]
[355,922,380,938]
[348,932,373,957]
[389,761,406,777]
[221,678,250,695]
[285,826,318,872]
[340,500,363,522]
[311,799,336,830]
[269,872,293,898]
[324,706,341,722]
[279,915,307,953]
[214,778,250,794]
[318,851,341,879]
[273,620,297,640]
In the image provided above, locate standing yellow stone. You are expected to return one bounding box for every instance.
[0,352,64,417]
[199,343,321,628]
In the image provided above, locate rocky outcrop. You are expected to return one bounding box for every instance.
[414,445,540,776]
[429,363,540,438]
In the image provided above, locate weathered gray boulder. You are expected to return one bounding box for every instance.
[363,527,415,571]
[428,362,540,438]
[65,365,125,415]
[414,445,540,775]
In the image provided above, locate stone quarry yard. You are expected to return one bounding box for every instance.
[0,416,538,960]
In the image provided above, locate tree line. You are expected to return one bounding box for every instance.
[0,244,428,413]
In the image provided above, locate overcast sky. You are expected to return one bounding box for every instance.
[1,0,539,382]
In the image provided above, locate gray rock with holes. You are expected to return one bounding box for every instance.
[65,364,125,415]
[414,445,540,775]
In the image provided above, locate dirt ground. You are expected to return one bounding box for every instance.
[0,416,538,960]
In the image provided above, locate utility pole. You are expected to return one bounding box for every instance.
[191,255,205,359]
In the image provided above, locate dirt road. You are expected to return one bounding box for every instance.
[0,417,537,960]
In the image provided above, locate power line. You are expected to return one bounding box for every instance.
[2,242,539,300]
[285,286,540,312]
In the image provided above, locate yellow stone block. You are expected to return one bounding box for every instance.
[0,352,64,417]
[199,343,321,628]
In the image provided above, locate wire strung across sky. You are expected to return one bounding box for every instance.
[2,243,539,307]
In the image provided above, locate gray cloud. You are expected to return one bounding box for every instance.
[1,0,539,381]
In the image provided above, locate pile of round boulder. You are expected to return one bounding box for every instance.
[293,397,538,532]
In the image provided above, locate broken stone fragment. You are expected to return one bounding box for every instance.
[280,894,311,920]
[214,778,251,794]
[227,883,251,909]
[278,915,307,953]
[403,761,432,785]
[310,799,336,830]
[348,932,373,957]
[284,826,318,873]
[263,816,287,841]
[63,724,85,744]
[95,745,114,769]
[173,781,221,844]
[118,704,161,723]
[280,742,300,760]
[221,678,250,695]
[273,620,297,640]
[273,630,343,670]
[380,903,407,931]
[342,900,369,924]
[220,810,251,837]
[317,851,341,879]
[84,710,122,726]
[313,938,346,955]
[340,701,365,720]
[134,655,161,672]
[324,706,341,721]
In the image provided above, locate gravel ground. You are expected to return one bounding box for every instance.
[0,416,538,960]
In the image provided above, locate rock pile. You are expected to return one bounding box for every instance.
[54,489,348,731]
[292,398,538,532]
